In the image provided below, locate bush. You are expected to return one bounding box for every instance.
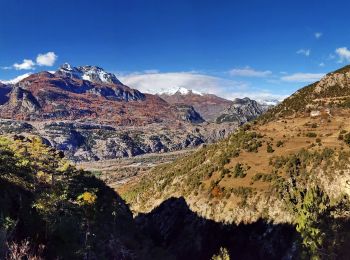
[276,140,284,147]
[343,133,350,145]
[267,144,274,153]
[306,132,317,138]
[220,168,230,179]
[233,163,246,178]
[252,173,263,181]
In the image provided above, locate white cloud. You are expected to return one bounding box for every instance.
[296,49,310,57]
[335,47,350,63]
[13,59,35,70]
[120,72,246,95]
[7,51,58,70]
[281,73,325,83]
[119,72,286,103]
[319,62,325,67]
[36,52,58,66]
[228,67,272,77]
[314,32,322,39]
[0,73,32,84]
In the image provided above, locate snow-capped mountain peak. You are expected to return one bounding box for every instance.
[158,87,203,96]
[0,73,32,85]
[55,64,122,85]
[176,87,203,95]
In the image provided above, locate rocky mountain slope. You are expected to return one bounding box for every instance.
[216,97,268,124]
[121,65,350,258]
[0,66,173,125]
[0,65,212,126]
[159,88,233,122]
[261,65,350,121]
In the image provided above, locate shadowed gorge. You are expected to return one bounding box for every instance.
[135,197,298,260]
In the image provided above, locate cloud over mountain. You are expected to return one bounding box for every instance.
[119,71,285,103]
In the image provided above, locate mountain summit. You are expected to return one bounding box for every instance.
[55,63,122,85]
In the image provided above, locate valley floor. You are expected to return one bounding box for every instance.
[77,148,196,189]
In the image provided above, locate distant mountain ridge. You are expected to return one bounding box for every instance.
[159,88,233,121]
[160,89,269,124]
[216,97,268,124]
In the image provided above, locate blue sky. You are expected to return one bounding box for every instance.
[1,0,350,101]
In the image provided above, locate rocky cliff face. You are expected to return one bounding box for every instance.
[172,104,204,123]
[0,119,238,161]
[8,86,41,113]
[216,97,267,124]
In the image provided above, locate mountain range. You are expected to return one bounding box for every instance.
[0,64,268,161]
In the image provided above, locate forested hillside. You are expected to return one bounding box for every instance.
[0,135,152,259]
